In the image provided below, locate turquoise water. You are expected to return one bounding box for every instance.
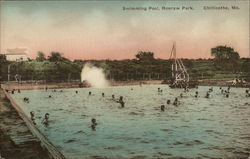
[11,85,250,159]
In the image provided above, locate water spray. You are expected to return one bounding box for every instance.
[81,63,109,88]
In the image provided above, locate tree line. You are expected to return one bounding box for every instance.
[0,46,249,82]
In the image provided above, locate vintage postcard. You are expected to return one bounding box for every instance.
[0,0,249,159]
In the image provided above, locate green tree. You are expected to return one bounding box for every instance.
[48,52,69,62]
[36,51,46,62]
[211,45,240,71]
[211,46,240,61]
[135,51,155,60]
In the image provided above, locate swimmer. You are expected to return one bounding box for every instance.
[45,113,49,120]
[221,89,224,94]
[161,105,165,111]
[118,96,125,108]
[91,118,97,131]
[49,95,52,98]
[30,111,35,120]
[210,87,213,92]
[195,91,198,98]
[42,113,50,126]
[112,94,115,100]
[76,91,78,94]
[91,118,97,126]
[205,92,210,98]
[89,91,91,96]
[158,88,161,92]
[102,93,105,97]
[42,113,49,123]
[167,100,171,104]
[173,98,178,106]
[119,96,123,102]
[180,93,183,98]
[226,94,229,98]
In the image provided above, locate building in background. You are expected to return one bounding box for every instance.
[5,48,29,61]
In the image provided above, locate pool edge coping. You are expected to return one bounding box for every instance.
[2,88,66,159]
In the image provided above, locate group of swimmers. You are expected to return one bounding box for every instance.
[5,89,21,94]
[159,85,250,112]
[160,97,180,111]
[29,111,49,126]
[157,88,163,93]
[23,97,30,103]
[25,85,249,131]
[87,91,125,108]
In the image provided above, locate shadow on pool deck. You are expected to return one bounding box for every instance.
[0,89,52,159]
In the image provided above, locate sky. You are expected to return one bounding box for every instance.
[0,0,249,60]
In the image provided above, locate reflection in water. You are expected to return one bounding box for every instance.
[11,85,250,159]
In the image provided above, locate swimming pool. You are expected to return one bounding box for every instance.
[11,85,250,159]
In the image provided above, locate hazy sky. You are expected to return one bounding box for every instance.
[0,0,249,60]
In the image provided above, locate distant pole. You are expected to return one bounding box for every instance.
[8,64,10,82]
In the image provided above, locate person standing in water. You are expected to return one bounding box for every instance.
[167,100,171,105]
[91,118,97,131]
[30,111,35,120]
[173,98,178,106]
[30,111,36,125]
[42,113,50,126]
[118,96,125,108]
[158,88,161,92]
[161,105,165,111]
[205,92,210,98]
[180,93,183,98]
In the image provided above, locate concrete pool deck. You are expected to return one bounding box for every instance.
[0,88,65,159]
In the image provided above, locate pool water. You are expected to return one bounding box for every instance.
[11,85,250,159]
